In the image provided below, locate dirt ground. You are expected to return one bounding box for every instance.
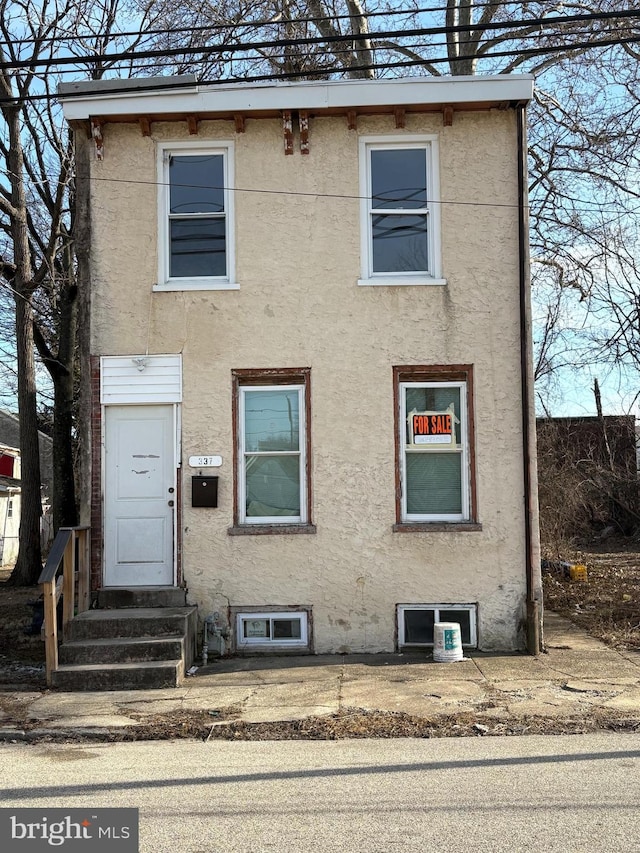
[0,566,47,690]
[0,546,638,741]
[542,540,640,651]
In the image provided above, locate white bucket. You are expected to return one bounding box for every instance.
[433,622,464,662]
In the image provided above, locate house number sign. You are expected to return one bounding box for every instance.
[189,455,222,468]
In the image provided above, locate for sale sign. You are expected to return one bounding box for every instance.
[409,410,454,446]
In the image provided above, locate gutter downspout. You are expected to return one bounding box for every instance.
[517,102,543,654]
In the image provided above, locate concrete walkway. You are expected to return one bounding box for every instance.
[1,613,639,739]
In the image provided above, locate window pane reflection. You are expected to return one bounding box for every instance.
[372,214,428,272]
[371,149,427,210]
[170,155,224,213]
[170,219,226,277]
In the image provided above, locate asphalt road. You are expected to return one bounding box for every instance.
[1,734,639,852]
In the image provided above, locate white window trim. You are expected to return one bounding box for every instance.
[155,140,237,291]
[238,384,307,525]
[236,611,309,648]
[397,604,477,648]
[358,134,444,287]
[400,381,469,522]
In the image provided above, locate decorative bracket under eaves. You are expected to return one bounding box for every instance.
[91,119,104,160]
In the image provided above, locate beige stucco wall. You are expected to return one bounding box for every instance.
[87,107,533,652]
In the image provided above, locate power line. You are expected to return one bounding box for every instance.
[16,16,634,66]
[0,34,640,105]
[1,30,638,106]
[2,164,640,220]
[200,35,640,83]
[86,175,640,218]
[33,22,640,78]
[1,8,639,72]
[0,1,594,47]
[0,2,471,45]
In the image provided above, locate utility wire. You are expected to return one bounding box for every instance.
[1,31,638,105]
[84,175,640,218]
[73,34,640,85]
[0,1,600,46]
[0,2,479,45]
[1,8,639,72]
[197,35,640,82]
[34,22,640,78]
[2,164,640,219]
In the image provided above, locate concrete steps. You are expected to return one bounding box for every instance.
[51,660,185,691]
[58,636,186,665]
[51,589,197,692]
[97,587,188,609]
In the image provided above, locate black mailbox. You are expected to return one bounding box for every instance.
[192,476,218,508]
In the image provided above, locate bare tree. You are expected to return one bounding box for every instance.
[0,0,73,584]
[132,0,640,409]
[0,0,159,584]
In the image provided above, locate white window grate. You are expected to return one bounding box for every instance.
[236,611,309,648]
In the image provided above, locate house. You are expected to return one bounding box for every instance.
[59,74,541,661]
[0,409,54,565]
[0,440,20,566]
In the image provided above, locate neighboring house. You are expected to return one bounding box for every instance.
[0,442,21,566]
[59,74,541,654]
[0,410,54,564]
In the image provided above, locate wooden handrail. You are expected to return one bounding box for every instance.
[39,529,73,584]
[38,526,91,687]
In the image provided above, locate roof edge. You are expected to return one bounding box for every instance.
[59,74,534,122]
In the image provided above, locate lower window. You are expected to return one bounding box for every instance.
[236,611,309,649]
[397,604,477,648]
[233,368,311,527]
[395,366,475,524]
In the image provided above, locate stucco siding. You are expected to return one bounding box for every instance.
[88,106,529,652]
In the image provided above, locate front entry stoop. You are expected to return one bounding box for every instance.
[51,588,197,691]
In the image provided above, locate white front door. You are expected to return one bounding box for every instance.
[104,405,176,586]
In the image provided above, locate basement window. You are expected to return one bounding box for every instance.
[236,611,309,649]
[397,604,477,648]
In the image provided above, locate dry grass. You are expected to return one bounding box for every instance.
[3,706,639,744]
[0,567,46,689]
[542,540,640,650]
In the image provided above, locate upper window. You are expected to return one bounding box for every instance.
[232,369,313,530]
[359,136,443,286]
[156,142,236,291]
[394,366,476,525]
